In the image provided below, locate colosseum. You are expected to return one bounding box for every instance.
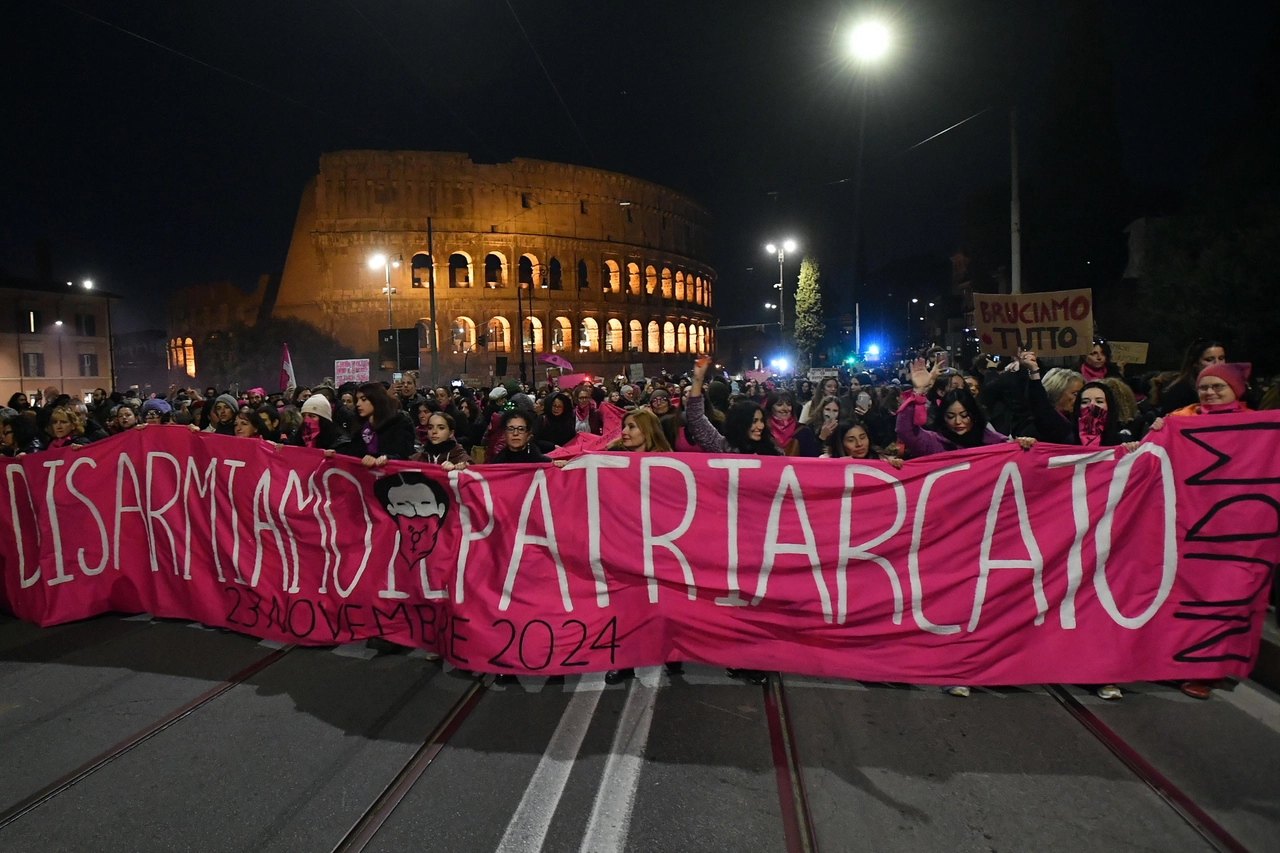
[262,150,716,383]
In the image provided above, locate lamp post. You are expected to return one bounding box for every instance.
[764,239,797,348]
[906,297,918,343]
[845,18,893,353]
[369,253,403,374]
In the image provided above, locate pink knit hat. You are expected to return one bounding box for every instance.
[1197,362,1251,400]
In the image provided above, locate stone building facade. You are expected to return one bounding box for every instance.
[271,151,716,381]
[0,275,115,402]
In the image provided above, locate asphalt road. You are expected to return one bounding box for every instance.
[2,612,1278,853]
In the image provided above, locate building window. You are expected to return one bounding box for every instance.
[552,316,572,351]
[678,323,688,353]
[449,253,472,288]
[606,319,623,353]
[645,266,657,295]
[663,322,675,353]
[661,269,672,298]
[79,353,99,377]
[485,253,507,288]
[603,260,620,293]
[577,260,589,289]
[676,272,686,301]
[452,317,477,352]
[26,310,41,333]
[579,317,600,352]
[411,253,432,289]
[487,317,510,352]
[75,313,97,336]
[647,321,660,352]
[22,352,45,377]
[629,320,644,352]
[184,337,195,377]
[523,317,543,353]
[626,263,640,295]
[548,257,563,290]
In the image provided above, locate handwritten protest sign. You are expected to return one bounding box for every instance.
[1108,341,1149,364]
[973,289,1093,357]
[334,359,370,384]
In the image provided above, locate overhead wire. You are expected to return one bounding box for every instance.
[46,0,331,119]
[503,0,598,166]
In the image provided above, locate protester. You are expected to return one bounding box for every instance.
[233,408,274,440]
[114,404,139,432]
[489,410,559,464]
[141,398,172,425]
[647,388,673,418]
[287,394,344,453]
[204,393,239,435]
[765,390,819,457]
[1,411,43,456]
[822,420,903,468]
[572,383,604,435]
[340,381,415,467]
[534,392,576,450]
[804,395,844,447]
[799,376,840,422]
[1080,339,1121,382]
[7,392,30,411]
[45,405,89,450]
[1160,338,1227,414]
[413,412,470,469]
[608,408,672,453]
[1150,361,1253,700]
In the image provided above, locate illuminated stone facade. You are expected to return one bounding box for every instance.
[272,151,716,380]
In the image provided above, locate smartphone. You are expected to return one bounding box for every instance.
[392,372,403,382]
[824,409,839,424]
[857,392,871,410]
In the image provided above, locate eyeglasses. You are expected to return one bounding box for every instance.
[505,425,529,434]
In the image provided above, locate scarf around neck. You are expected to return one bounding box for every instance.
[769,414,797,449]
[1200,401,1246,415]
[1080,362,1108,382]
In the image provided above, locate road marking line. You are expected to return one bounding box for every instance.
[496,673,605,853]
[578,678,659,853]
[1218,680,1280,736]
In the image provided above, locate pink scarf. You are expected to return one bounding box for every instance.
[301,418,321,448]
[769,415,797,449]
[1200,401,1246,415]
[1077,405,1107,446]
[1080,362,1107,382]
[48,435,74,450]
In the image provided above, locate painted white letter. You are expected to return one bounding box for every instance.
[837,463,907,625]
[1047,450,1114,628]
[707,458,761,607]
[908,462,969,635]
[499,469,572,611]
[563,454,632,607]
[640,457,697,604]
[969,461,1048,631]
[752,465,831,622]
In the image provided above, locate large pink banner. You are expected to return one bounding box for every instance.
[2,414,1277,684]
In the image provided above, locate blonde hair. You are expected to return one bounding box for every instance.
[48,404,84,437]
[1100,377,1138,424]
[1041,368,1084,409]
[608,409,672,452]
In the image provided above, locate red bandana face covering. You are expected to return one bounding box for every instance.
[301,418,320,447]
[1077,405,1108,446]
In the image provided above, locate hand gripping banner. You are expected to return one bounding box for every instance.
[2,413,1277,684]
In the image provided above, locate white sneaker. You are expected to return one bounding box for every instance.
[943,685,970,698]
[1097,684,1122,700]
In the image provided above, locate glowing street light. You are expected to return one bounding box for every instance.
[847,19,892,63]
[765,239,798,346]
[83,279,93,289]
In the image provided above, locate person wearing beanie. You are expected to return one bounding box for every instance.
[202,393,240,435]
[489,385,508,402]
[140,398,173,424]
[1149,360,1252,702]
[288,393,345,452]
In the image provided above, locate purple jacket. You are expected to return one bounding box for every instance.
[683,394,727,453]
[896,392,1007,457]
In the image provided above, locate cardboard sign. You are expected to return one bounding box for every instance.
[973,289,1093,357]
[1108,341,1149,365]
[334,358,370,385]
[808,368,839,381]
[629,363,645,382]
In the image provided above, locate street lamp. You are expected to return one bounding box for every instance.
[370,253,404,373]
[844,18,893,358]
[764,239,797,347]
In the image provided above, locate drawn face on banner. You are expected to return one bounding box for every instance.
[374,472,451,567]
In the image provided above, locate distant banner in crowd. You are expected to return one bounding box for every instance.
[1108,341,1149,365]
[2,415,1278,684]
[974,288,1094,357]
[334,359,370,385]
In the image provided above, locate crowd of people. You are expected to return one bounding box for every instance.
[1,336,1275,694]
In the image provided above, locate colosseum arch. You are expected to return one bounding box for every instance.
[580,317,600,352]
[449,252,473,288]
[523,317,543,352]
[485,252,508,288]
[663,321,676,353]
[675,272,686,301]
[411,252,432,289]
[577,259,589,290]
[548,257,563,290]
[518,254,542,288]
[626,263,641,295]
[696,325,706,353]
[552,316,572,351]
[629,319,644,352]
[677,323,688,353]
[452,316,477,351]
[645,265,657,295]
[647,321,660,352]
[606,318,624,352]
[487,316,510,352]
[416,318,436,354]
[695,276,703,305]
[661,268,673,298]
[603,260,621,294]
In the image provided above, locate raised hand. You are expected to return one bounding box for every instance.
[1017,348,1040,374]
[909,357,937,393]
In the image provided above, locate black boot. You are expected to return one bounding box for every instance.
[664,661,684,675]
[726,668,768,685]
[494,673,520,686]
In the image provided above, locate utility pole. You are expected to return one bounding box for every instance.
[1010,107,1022,295]
[426,218,439,388]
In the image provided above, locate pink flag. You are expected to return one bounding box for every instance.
[279,344,296,392]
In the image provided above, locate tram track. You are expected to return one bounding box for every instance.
[1046,684,1252,853]
[0,642,297,830]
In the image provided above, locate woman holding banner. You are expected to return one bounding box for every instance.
[339,382,416,467]
[899,357,1035,698]
[821,420,903,468]
[1159,338,1227,415]
[1149,360,1253,700]
[412,412,471,470]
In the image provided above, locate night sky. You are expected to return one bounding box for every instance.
[2,0,1276,339]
